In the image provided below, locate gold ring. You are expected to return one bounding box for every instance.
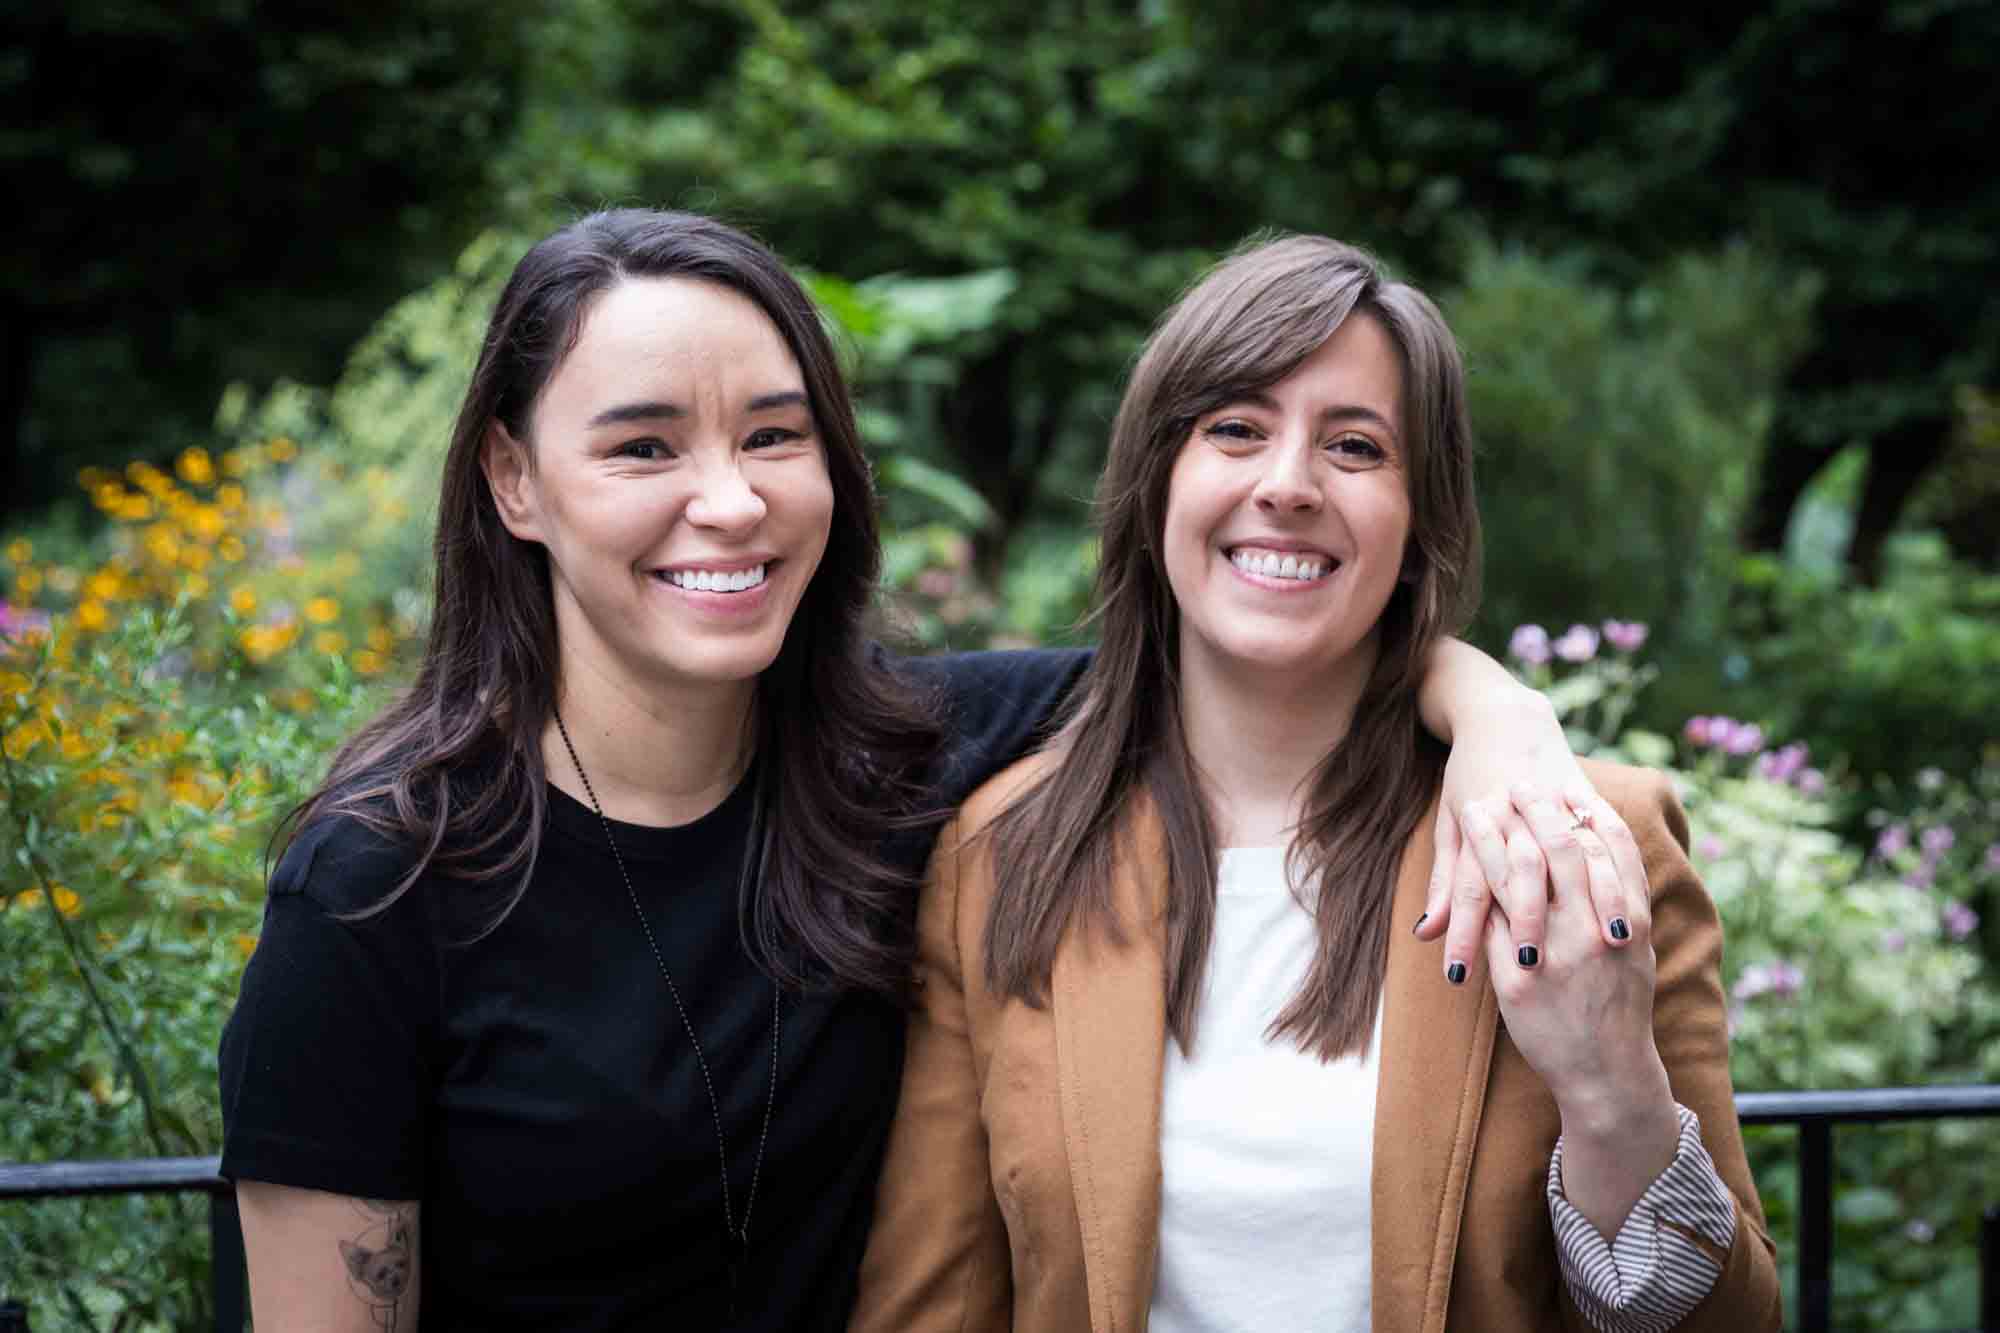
[1567,808,1593,832]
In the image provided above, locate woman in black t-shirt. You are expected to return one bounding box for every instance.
[220,210,1638,1332]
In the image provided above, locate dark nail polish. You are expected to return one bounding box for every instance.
[1446,961,1467,985]
[1609,917,1631,941]
[1517,944,1539,968]
[1412,912,1429,935]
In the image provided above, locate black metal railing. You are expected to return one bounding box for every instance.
[2,1084,1998,1332]
[0,1156,242,1333]
[1737,1084,2000,1332]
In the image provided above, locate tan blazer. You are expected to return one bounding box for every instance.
[851,755,1781,1333]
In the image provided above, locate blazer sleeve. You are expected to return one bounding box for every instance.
[1558,770,1783,1332]
[849,822,1013,1333]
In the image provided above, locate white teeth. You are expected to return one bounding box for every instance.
[1230,549,1328,582]
[666,563,767,592]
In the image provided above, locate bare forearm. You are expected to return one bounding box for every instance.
[1418,637,1547,745]
[239,1181,421,1331]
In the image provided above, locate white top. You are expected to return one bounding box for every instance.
[1148,845,1380,1333]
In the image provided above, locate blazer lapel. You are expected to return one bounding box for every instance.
[1051,805,1171,1333]
[1372,801,1502,1333]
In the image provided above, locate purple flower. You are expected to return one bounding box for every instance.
[1509,623,1551,666]
[1755,743,1810,784]
[1882,928,1908,954]
[1942,901,1980,940]
[1683,715,1715,747]
[1797,768,1828,797]
[1553,623,1601,663]
[1733,961,1805,1001]
[1602,619,1649,652]
[1920,826,1957,858]
[1903,864,1935,891]
[0,604,51,641]
[1876,823,1910,859]
[1723,723,1765,757]
[1697,835,1726,861]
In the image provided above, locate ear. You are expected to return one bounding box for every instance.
[338,1238,371,1279]
[481,422,544,544]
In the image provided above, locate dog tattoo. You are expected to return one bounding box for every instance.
[339,1199,416,1329]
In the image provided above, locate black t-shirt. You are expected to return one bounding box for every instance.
[218,648,1087,1332]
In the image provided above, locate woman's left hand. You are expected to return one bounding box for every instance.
[1467,788,1681,1236]
[1418,696,1650,990]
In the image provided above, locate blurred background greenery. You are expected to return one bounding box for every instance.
[3,1,1997,1328]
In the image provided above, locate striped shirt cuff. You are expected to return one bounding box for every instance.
[1547,1103,1737,1333]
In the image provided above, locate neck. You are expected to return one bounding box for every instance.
[544,649,757,829]
[1177,636,1378,847]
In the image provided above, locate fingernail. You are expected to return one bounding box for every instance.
[1517,944,1539,968]
[1446,961,1467,985]
[1609,917,1630,941]
[1412,912,1429,935]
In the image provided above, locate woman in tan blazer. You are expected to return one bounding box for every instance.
[852,236,1781,1332]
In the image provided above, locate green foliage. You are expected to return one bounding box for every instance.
[1726,535,2000,782]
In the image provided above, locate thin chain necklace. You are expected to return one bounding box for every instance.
[554,712,779,1313]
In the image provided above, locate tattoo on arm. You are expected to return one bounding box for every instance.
[337,1199,416,1330]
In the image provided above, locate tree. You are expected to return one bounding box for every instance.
[0,0,538,516]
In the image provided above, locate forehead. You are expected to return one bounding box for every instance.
[541,276,805,416]
[1261,311,1403,423]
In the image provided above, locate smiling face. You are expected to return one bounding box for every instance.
[1161,310,1412,698]
[482,276,834,701]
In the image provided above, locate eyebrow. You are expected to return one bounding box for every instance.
[584,390,810,429]
[1221,391,1401,442]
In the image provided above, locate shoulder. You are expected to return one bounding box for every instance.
[946,748,1067,846]
[888,646,1092,715]
[271,804,429,920]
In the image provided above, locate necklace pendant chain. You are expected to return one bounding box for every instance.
[554,713,781,1266]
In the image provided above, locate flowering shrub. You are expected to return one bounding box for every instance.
[1513,621,2000,1330]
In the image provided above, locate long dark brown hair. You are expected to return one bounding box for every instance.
[985,234,1481,1058]
[285,209,940,994]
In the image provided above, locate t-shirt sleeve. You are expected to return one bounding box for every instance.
[890,646,1092,807]
[217,815,437,1201]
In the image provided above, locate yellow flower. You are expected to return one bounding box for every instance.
[187,506,227,543]
[181,544,211,572]
[267,437,299,462]
[144,526,182,566]
[315,630,348,655]
[52,886,81,917]
[354,649,386,675]
[59,729,92,760]
[75,600,110,632]
[117,495,154,522]
[4,538,30,564]
[176,447,216,486]
[365,624,394,652]
[92,482,126,511]
[304,596,340,624]
[219,536,247,563]
[182,572,211,598]
[4,718,52,758]
[0,671,29,702]
[218,482,247,511]
[12,567,41,597]
[235,932,259,959]
[230,586,257,615]
[13,888,44,910]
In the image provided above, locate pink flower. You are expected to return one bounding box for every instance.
[1553,623,1600,663]
[1697,835,1726,861]
[1723,723,1765,757]
[1904,864,1935,891]
[1733,961,1805,1001]
[0,604,51,641]
[1882,929,1908,954]
[1876,823,1910,859]
[914,569,958,600]
[1942,901,1980,941]
[1508,623,1551,666]
[1756,744,1810,784]
[1602,619,1649,652]
[1920,826,1957,858]
[1683,716,1715,747]
[1797,768,1828,797]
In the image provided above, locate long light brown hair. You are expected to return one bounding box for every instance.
[282,209,941,995]
[985,234,1481,1058]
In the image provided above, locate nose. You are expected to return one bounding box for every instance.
[686,459,767,535]
[1252,438,1321,514]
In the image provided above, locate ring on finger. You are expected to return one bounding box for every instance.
[1566,806,1593,832]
